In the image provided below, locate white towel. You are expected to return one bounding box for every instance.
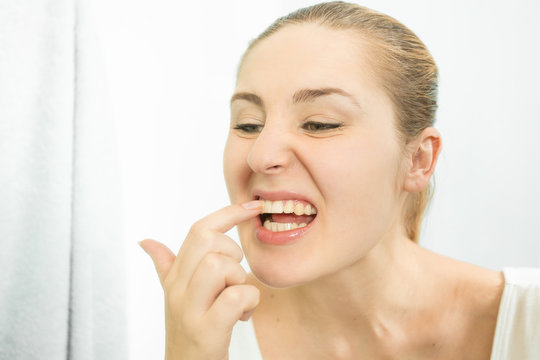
[0,0,126,358]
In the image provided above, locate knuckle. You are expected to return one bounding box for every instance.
[197,231,216,251]
[248,285,261,302]
[188,224,215,249]
[188,222,211,241]
[200,253,223,272]
[221,286,244,305]
[188,220,204,234]
[234,266,248,282]
[230,242,244,261]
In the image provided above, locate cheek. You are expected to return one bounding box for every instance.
[314,135,402,235]
[223,135,251,203]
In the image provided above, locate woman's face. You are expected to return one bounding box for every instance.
[224,24,407,288]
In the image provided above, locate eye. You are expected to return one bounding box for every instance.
[233,123,263,134]
[302,121,343,132]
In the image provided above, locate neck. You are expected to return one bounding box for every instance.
[250,231,505,358]
[289,234,431,334]
[251,233,446,358]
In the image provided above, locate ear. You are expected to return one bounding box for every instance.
[403,127,442,192]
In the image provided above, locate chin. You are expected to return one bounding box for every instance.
[237,222,331,288]
[249,264,308,289]
[243,246,322,289]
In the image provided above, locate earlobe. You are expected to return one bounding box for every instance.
[403,127,442,192]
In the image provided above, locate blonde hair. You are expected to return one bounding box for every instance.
[239,1,438,243]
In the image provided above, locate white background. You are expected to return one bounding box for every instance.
[90,1,540,358]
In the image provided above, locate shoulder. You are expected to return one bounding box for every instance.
[491,267,540,360]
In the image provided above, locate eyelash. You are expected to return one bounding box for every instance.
[233,124,263,133]
[234,121,343,134]
[302,121,343,132]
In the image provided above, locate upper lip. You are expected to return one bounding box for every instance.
[252,188,316,206]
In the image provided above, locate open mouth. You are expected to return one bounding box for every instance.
[256,197,317,232]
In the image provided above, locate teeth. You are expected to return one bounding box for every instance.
[263,201,273,214]
[261,200,316,216]
[271,201,283,213]
[284,200,294,214]
[263,219,307,232]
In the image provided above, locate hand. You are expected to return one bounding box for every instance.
[139,201,263,360]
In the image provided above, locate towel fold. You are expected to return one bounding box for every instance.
[0,0,126,358]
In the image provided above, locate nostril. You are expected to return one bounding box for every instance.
[266,164,284,173]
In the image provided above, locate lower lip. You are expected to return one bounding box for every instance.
[254,215,315,245]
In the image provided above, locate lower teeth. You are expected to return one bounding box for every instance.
[263,220,307,232]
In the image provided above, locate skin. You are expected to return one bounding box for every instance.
[142,23,505,359]
[140,203,262,360]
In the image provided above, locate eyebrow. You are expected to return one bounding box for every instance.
[230,92,264,107]
[230,87,361,109]
[293,87,361,108]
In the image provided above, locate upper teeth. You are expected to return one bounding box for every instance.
[261,200,317,215]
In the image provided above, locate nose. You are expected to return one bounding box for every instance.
[247,120,294,175]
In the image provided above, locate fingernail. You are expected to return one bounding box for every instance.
[138,239,151,252]
[241,200,263,210]
[138,240,147,253]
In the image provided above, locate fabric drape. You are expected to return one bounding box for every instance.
[0,0,126,358]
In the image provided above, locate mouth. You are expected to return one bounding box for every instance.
[255,196,317,232]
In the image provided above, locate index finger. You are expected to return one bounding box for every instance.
[193,200,263,234]
[169,200,263,287]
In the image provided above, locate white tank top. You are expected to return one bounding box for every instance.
[490,267,540,359]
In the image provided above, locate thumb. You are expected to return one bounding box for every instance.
[139,239,176,285]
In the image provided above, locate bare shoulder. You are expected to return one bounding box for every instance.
[422,248,505,322]
[441,255,504,312]
[424,251,506,359]
[418,246,504,301]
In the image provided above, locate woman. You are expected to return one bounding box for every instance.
[140,2,540,359]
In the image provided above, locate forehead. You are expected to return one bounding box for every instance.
[237,24,380,100]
